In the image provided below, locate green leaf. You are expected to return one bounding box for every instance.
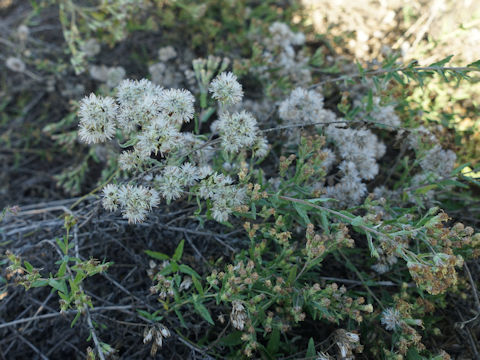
[366,89,373,112]
[179,264,200,279]
[307,198,335,203]
[356,61,365,76]
[71,312,81,327]
[392,72,404,85]
[23,261,34,273]
[118,137,138,148]
[192,276,204,296]
[200,107,216,123]
[293,203,310,225]
[436,179,469,189]
[267,328,280,354]
[250,202,257,220]
[406,347,424,360]
[170,261,179,273]
[49,278,68,295]
[73,271,85,286]
[56,261,67,278]
[193,301,214,325]
[31,279,49,287]
[467,59,480,69]
[173,239,185,262]
[306,337,316,359]
[451,162,471,175]
[429,55,453,67]
[175,308,187,328]
[144,250,170,261]
[414,184,437,194]
[160,263,175,276]
[219,331,243,346]
[320,211,330,234]
[287,266,298,285]
[56,237,66,254]
[310,48,325,67]
[351,216,365,227]
[136,309,154,321]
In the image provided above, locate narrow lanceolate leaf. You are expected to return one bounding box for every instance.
[48,278,68,295]
[266,328,280,354]
[467,59,480,69]
[178,264,201,279]
[293,202,310,225]
[429,55,453,68]
[23,260,34,273]
[306,338,316,358]
[144,250,170,261]
[172,239,185,261]
[193,301,214,325]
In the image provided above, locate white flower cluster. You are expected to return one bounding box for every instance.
[208,72,269,156]
[381,308,402,331]
[78,72,259,224]
[420,144,456,176]
[149,46,196,89]
[89,65,126,88]
[354,96,401,128]
[258,22,311,86]
[102,184,159,223]
[143,323,171,352]
[369,97,401,128]
[154,163,212,202]
[321,124,386,206]
[278,87,336,124]
[79,78,194,169]
[151,163,247,222]
[198,172,246,222]
[209,72,243,106]
[230,301,248,330]
[80,38,101,57]
[266,22,305,49]
[371,245,398,274]
[216,111,259,153]
[115,79,164,131]
[405,144,457,204]
[326,125,386,180]
[276,86,390,207]
[78,94,118,144]
[374,142,457,207]
[6,57,26,73]
[158,46,177,62]
[324,161,367,207]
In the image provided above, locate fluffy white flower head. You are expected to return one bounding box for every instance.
[6,57,26,73]
[209,72,244,105]
[158,46,177,62]
[381,308,402,331]
[420,144,457,176]
[116,79,162,108]
[155,166,185,202]
[106,66,126,88]
[116,184,160,223]
[159,89,195,125]
[217,111,258,153]
[102,184,120,211]
[78,94,117,144]
[278,88,325,123]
